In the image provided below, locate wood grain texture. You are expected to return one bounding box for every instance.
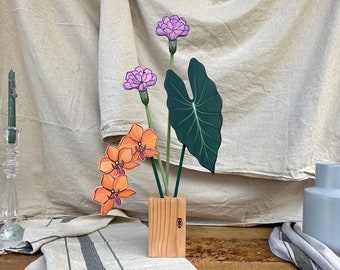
[148,193,186,257]
[186,225,297,269]
[0,253,41,269]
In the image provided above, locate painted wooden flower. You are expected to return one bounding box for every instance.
[93,174,136,216]
[156,15,190,41]
[98,145,139,176]
[123,66,157,92]
[120,123,160,161]
[123,66,157,105]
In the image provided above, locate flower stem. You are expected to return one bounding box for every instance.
[165,52,175,195]
[150,157,164,198]
[174,144,186,197]
[144,104,154,129]
[170,53,174,70]
[144,104,169,196]
[165,114,171,189]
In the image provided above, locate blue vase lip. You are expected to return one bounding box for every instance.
[315,162,340,189]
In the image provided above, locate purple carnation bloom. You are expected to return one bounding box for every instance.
[156,15,190,41]
[123,66,157,92]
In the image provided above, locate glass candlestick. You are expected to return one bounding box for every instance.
[0,126,23,247]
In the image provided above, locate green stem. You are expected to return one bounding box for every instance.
[144,104,169,196]
[165,52,175,195]
[170,53,174,70]
[150,157,164,198]
[174,144,186,198]
[165,114,171,190]
[144,104,153,129]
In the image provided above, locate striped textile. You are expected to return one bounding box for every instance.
[1,210,196,270]
[269,222,340,270]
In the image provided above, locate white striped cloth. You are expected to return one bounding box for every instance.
[1,209,196,270]
[269,222,340,270]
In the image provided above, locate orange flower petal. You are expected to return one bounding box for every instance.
[124,161,139,170]
[101,199,114,216]
[128,123,143,141]
[93,187,111,204]
[141,128,158,148]
[144,149,160,157]
[106,145,119,160]
[100,174,115,189]
[113,175,129,191]
[119,189,136,198]
[132,152,140,161]
[98,157,114,174]
[118,148,133,163]
[112,169,119,176]
[119,136,138,152]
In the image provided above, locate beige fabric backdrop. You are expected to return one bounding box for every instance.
[1,0,339,225]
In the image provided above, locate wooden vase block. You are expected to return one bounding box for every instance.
[148,193,186,257]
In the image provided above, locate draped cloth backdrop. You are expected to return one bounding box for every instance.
[1,0,339,225]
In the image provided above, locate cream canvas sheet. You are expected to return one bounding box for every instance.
[0,0,339,225]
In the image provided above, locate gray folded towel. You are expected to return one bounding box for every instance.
[269,222,340,270]
[0,209,196,270]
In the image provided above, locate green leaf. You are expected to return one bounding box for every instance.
[164,58,223,173]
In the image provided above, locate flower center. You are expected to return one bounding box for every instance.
[113,160,125,175]
[136,142,147,160]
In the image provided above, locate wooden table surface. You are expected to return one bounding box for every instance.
[0,224,297,270]
[186,225,297,270]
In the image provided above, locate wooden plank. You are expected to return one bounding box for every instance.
[186,225,297,270]
[0,224,297,270]
[0,253,41,269]
[190,261,297,270]
[187,225,274,239]
[186,237,283,262]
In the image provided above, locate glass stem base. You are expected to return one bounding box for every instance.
[0,223,24,249]
[0,222,23,241]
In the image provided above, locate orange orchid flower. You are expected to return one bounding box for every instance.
[98,145,139,176]
[119,123,160,161]
[93,174,136,216]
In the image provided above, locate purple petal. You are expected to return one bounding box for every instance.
[170,15,180,21]
[163,16,170,24]
[123,82,133,90]
[143,73,152,82]
[123,66,157,91]
[168,32,177,41]
[155,15,190,40]
[135,66,143,72]
[138,83,146,91]
[115,196,122,205]
[156,27,166,36]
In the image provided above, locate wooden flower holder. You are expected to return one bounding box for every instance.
[148,193,186,257]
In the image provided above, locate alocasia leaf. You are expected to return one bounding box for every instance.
[164,58,223,173]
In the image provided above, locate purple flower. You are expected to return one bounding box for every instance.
[156,15,190,41]
[123,66,157,92]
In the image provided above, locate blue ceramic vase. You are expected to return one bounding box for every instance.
[303,163,340,256]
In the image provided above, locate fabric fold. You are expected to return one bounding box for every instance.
[98,0,147,139]
[1,209,122,255]
[269,222,340,270]
[97,0,340,180]
[0,210,196,270]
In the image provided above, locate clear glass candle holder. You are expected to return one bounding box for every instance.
[0,126,23,247]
